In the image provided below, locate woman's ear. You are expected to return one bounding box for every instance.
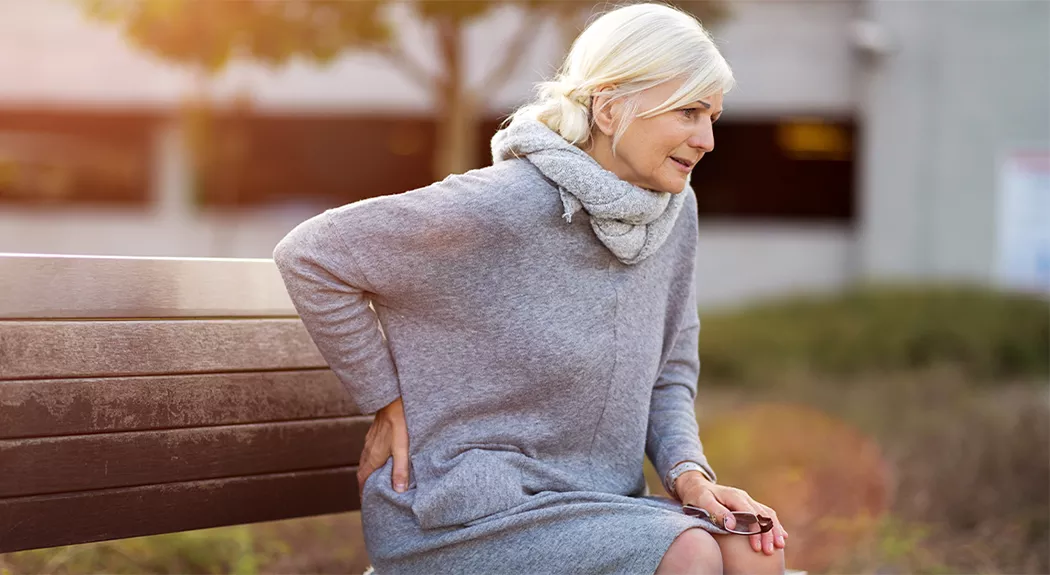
[591,85,620,138]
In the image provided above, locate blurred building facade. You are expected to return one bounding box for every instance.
[0,0,1046,307]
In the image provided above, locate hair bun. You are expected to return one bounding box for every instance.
[554,79,588,106]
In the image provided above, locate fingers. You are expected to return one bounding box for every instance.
[356,429,377,500]
[718,488,764,553]
[734,496,783,555]
[744,498,772,556]
[760,524,774,555]
[693,490,734,530]
[357,434,385,500]
[362,397,411,495]
[391,415,411,493]
[717,488,788,555]
[756,503,788,552]
[358,410,395,499]
[356,463,374,500]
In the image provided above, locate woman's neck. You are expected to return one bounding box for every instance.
[582,132,650,191]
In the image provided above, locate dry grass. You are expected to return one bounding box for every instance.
[694,367,1049,575]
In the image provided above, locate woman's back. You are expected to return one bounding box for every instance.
[274,155,704,533]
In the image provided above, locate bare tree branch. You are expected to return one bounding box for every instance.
[378,43,442,92]
[477,7,547,93]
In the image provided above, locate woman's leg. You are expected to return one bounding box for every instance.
[655,527,723,575]
[713,534,785,575]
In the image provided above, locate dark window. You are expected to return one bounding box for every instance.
[690,119,855,222]
[0,110,156,207]
[0,109,155,206]
[196,113,437,209]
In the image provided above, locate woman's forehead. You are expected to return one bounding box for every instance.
[644,80,723,104]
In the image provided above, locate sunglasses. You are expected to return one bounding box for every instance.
[682,504,774,536]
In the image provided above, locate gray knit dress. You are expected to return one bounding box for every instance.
[272,119,727,575]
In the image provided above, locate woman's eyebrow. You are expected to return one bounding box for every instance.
[696,100,712,109]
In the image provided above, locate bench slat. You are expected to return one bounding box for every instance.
[0,371,356,439]
[0,418,371,498]
[0,466,360,554]
[0,319,328,380]
[0,253,295,319]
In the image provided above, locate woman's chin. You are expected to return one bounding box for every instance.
[641,175,688,195]
[659,178,690,195]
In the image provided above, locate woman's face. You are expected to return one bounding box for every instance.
[590,81,723,195]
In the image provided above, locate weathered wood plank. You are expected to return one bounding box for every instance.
[0,418,371,498]
[0,253,296,319]
[0,467,360,553]
[0,320,328,380]
[0,371,357,439]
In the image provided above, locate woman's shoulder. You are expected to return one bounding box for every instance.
[324,158,551,223]
[432,158,559,213]
[368,158,561,230]
[310,158,562,261]
[647,184,699,273]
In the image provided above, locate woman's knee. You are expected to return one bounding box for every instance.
[714,534,785,575]
[655,527,723,575]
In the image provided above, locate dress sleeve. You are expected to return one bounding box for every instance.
[272,171,496,415]
[272,204,403,416]
[644,255,718,496]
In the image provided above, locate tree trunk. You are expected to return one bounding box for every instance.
[432,16,479,180]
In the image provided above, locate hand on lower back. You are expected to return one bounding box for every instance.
[357,396,411,499]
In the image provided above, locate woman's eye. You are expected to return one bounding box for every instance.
[680,108,697,118]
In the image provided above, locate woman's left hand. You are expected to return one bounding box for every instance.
[674,471,789,555]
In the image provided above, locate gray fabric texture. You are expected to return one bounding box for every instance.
[272,130,724,574]
[491,118,687,266]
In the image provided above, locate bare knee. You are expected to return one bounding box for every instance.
[715,535,785,575]
[655,528,723,575]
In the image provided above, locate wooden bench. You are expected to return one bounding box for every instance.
[1,252,805,575]
[0,253,372,554]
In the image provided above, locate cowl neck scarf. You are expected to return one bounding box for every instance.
[491,117,687,266]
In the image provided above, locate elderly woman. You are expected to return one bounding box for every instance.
[273,3,787,574]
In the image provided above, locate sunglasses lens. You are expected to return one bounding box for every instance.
[729,513,764,535]
[682,505,710,519]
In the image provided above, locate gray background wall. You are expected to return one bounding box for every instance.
[859,0,1050,284]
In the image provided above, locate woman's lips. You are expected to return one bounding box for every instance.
[670,157,693,172]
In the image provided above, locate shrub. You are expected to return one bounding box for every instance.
[698,284,1049,383]
[692,372,1049,574]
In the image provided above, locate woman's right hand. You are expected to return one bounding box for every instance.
[357,396,411,500]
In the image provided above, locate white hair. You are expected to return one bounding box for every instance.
[506,2,735,153]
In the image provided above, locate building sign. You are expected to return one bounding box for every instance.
[996,148,1050,293]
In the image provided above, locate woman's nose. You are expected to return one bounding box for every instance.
[689,123,715,152]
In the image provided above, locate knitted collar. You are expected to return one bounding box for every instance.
[491,118,687,265]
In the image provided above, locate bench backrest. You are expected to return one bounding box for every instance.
[0,253,369,553]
